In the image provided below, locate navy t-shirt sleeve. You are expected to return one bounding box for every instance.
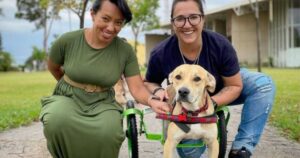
[145,51,165,85]
[219,39,240,77]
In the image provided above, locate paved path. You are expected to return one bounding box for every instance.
[1,105,300,158]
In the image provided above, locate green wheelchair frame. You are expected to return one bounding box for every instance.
[123,100,230,158]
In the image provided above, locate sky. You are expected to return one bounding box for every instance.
[0,0,236,65]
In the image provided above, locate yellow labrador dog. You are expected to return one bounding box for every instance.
[114,77,127,105]
[163,64,219,158]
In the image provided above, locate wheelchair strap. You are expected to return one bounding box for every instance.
[174,122,190,133]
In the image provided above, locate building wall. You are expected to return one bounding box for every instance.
[230,11,269,66]
[145,34,169,65]
[213,20,226,36]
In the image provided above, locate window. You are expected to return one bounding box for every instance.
[294,26,300,47]
[288,0,300,47]
[292,1,300,24]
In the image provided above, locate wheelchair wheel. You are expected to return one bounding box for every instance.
[126,100,139,158]
[217,111,227,158]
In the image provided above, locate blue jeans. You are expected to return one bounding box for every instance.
[177,68,276,157]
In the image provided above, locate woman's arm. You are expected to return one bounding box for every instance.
[47,58,64,81]
[211,72,243,106]
[126,75,170,114]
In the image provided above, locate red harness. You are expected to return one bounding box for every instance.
[156,113,218,124]
[156,97,218,124]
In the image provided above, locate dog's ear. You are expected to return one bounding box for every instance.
[166,85,176,105]
[168,71,174,84]
[206,72,216,93]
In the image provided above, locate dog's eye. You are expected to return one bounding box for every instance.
[194,76,201,82]
[175,75,181,80]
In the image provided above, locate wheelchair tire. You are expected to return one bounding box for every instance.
[126,100,139,158]
[217,111,227,158]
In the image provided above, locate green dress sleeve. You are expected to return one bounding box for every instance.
[49,36,66,65]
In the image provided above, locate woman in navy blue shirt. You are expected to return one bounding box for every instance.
[145,0,276,157]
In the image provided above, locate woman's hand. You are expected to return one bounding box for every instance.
[147,95,170,114]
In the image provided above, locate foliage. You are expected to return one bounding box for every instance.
[127,0,160,53]
[0,51,13,71]
[0,0,2,16]
[0,32,3,51]
[25,46,47,71]
[62,0,90,28]
[0,32,14,71]
[32,46,47,61]
[15,0,61,30]
[15,0,62,53]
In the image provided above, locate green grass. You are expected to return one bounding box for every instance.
[0,71,56,131]
[261,68,300,142]
[0,68,299,143]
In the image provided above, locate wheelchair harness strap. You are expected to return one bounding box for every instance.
[156,113,218,124]
[156,113,217,133]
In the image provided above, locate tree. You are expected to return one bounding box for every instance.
[24,46,47,71]
[0,51,13,72]
[63,0,90,28]
[0,0,3,16]
[249,0,261,72]
[15,0,62,54]
[0,33,3,51]
[127,0,160,53]
[0,32,13,71]
[31,46,47,71]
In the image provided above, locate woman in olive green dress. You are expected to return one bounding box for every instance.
[40,0,170,157]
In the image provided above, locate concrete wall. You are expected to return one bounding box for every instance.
[230,11,269,66]
[145,34,170,65]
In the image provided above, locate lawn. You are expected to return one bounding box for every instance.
[261,68,300,142]
[0,71,56,130]
[0,68,299,142]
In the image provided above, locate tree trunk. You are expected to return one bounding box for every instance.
[43,10,48,54]
[255,0,261,72]
[79,0,89,28]
[134,33,138,54]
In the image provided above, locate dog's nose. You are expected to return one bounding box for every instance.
[178,87,190,97]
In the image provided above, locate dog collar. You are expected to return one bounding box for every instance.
[156,113,218,124]
[181,97,209,116]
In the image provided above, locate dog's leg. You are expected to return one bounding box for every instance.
[163,138,177,158]
[207,138,219,158]
[164,123,183,158]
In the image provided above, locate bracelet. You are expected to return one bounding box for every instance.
[147,94,160,105]
[152,87,165,95]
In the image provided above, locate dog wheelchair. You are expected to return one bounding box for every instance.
[122,100,230,158]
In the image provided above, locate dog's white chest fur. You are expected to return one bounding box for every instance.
[174,124,218,143]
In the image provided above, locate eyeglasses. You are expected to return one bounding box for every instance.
[171,14,204,28]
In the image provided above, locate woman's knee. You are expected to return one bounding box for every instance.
[40,100,75,136]
[241,71,275,96]
[41,109,72,136]
[90,110,125,144]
